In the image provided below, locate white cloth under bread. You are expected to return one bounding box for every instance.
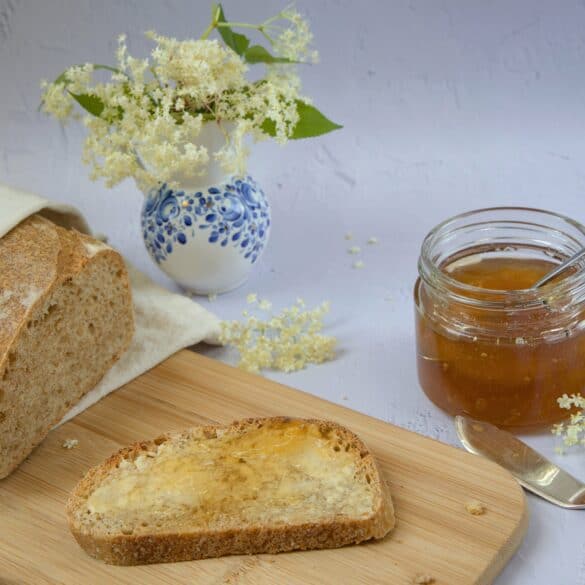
[0,183,221,425]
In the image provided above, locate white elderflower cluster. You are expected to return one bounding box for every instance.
[148,33,247,97]
[273,9,319,64]
[40,7,320,191]
[40,80,74,121]
[219,297,336,373]
[552,393,585,450]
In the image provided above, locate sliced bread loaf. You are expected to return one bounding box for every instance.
[0,214,134,478]
[67,417,395,565]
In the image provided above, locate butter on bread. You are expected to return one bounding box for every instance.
[67,417,395,565]
[0,214,134,478]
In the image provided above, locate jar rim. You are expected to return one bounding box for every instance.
[418,206,585,309]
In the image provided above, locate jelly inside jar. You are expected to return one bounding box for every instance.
[415,255,585,429]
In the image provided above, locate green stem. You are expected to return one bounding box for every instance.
[264,4,294,25]
[263,13,283,26]
[200,22,215,40]
[217,21,264,30]
[259,28,275,45]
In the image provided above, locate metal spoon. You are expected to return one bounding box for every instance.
[455,416,585,509]
[531,248,585,289]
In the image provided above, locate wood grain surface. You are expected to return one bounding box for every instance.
[0,350,528,584]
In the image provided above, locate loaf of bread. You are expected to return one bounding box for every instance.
[0,214,134,478]
[67,417,395,565]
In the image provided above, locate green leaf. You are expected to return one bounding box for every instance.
[215,4,250,55]
[244,45,294,64]
[261,100,342,139]
[260,118,277,136]
[40,64,122,111]
[68,92,105,117]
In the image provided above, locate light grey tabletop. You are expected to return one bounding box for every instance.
[2,1,585,582]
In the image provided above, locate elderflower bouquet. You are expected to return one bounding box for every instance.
[40,4,340,190]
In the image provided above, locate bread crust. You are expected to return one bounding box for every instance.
[0,214,133,372]
[67,417,395,565]
[0,215,134,478]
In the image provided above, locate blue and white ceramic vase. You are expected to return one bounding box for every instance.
[140,123,271,295]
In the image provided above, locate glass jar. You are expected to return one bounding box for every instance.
[414,207,585,429]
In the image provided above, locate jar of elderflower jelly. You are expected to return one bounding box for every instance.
[414,207,585,429]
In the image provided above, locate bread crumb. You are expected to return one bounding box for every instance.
[414,575,435,584]
[348,246,361,255]
[246,293,258,304]
[258,299,272,311]
[208,293,217,302]
[353,260,365,269]
[62,438,79,450]
[367,236,379,245]
[465,500,486,515]
[344,232,353,240]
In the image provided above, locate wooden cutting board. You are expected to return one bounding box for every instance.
[0,350,527,585]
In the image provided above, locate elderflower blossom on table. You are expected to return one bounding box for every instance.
[552,393,585,450]
[220,297,336,373]
[40,4,340,191]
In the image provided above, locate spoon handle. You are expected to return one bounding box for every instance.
[532,248,585,289]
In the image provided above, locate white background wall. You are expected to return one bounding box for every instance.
[3,0,585,264]
[2,1,585,583]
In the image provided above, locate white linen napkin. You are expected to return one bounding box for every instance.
[0,183,221,424]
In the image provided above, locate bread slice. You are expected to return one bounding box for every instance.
[0,214,134,478]
[67,417,395,565]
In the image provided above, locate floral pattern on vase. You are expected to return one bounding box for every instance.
[141,176,271,266]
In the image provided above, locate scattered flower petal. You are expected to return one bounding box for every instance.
[353,260,365,269]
